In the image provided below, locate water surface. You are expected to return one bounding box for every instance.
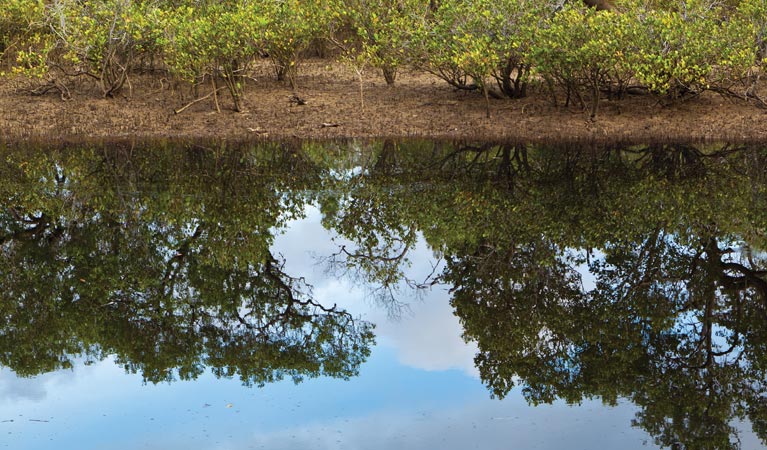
[1,140,766,449]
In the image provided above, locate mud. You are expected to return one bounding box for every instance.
[1,59,766,145]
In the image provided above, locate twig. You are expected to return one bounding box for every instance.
[211,76,221,113]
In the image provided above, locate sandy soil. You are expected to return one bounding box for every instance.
[1,59,767,144]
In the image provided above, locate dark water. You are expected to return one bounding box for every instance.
[1,140,766,449]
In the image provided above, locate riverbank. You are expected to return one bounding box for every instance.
[2,60,767,145]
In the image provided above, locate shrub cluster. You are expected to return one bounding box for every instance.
[1,0,765,115]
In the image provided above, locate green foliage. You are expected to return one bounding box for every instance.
[738,0,767,66]
[0,0,51,78]
[261,0,339,88]
[485,0,550,98]
[627,0,755,95]
[531,4,639,116]
[340,0,427,85]
[165,2,267,111]
[0,0,44,67]
[47,0,166,97]
[529,0,756,110]
[0,0,765,110]
[413,0,556,101]
[411,0,493,91]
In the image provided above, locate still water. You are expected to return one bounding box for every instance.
[1,140,766,449]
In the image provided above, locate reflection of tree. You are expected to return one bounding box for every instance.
[578,233,765,449]
[318,140,439,315]
[318,140,767,449]
[437,144,767,450]
[444,237,583,403]
[5,139,767,447]
[0,142,373,385]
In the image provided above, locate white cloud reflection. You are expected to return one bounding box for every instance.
[237,398,652,450]
[274,206,479,377]
[0,370,49,402]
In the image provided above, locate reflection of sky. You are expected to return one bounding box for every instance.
[0,351,648,450]
[1,206,762,450]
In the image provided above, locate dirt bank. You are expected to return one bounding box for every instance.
[2,59,767,145]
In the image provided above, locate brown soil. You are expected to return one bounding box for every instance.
[1,59,767,144]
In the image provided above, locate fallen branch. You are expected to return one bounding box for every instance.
[709,85,767,109]
[22,78,71,101]
[174,87,225,114]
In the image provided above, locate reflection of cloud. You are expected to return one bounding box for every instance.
[372,287,479,378]
[239,398,654,450]
[0,365,90,404]
[0,358,132,408]
[313,280,479,378]
[0,370,48,402]
[275,208,479,377]
[369,239,479,377]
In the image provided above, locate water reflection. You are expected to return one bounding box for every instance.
[0,142,373,385]
[1,140,767,449]
[312,140,767,450]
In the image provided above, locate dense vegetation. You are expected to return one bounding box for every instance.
[1,0,766,116]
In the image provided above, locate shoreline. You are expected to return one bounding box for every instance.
[2,61,767,145]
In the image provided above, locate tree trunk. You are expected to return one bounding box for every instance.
[382,66,397,85]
